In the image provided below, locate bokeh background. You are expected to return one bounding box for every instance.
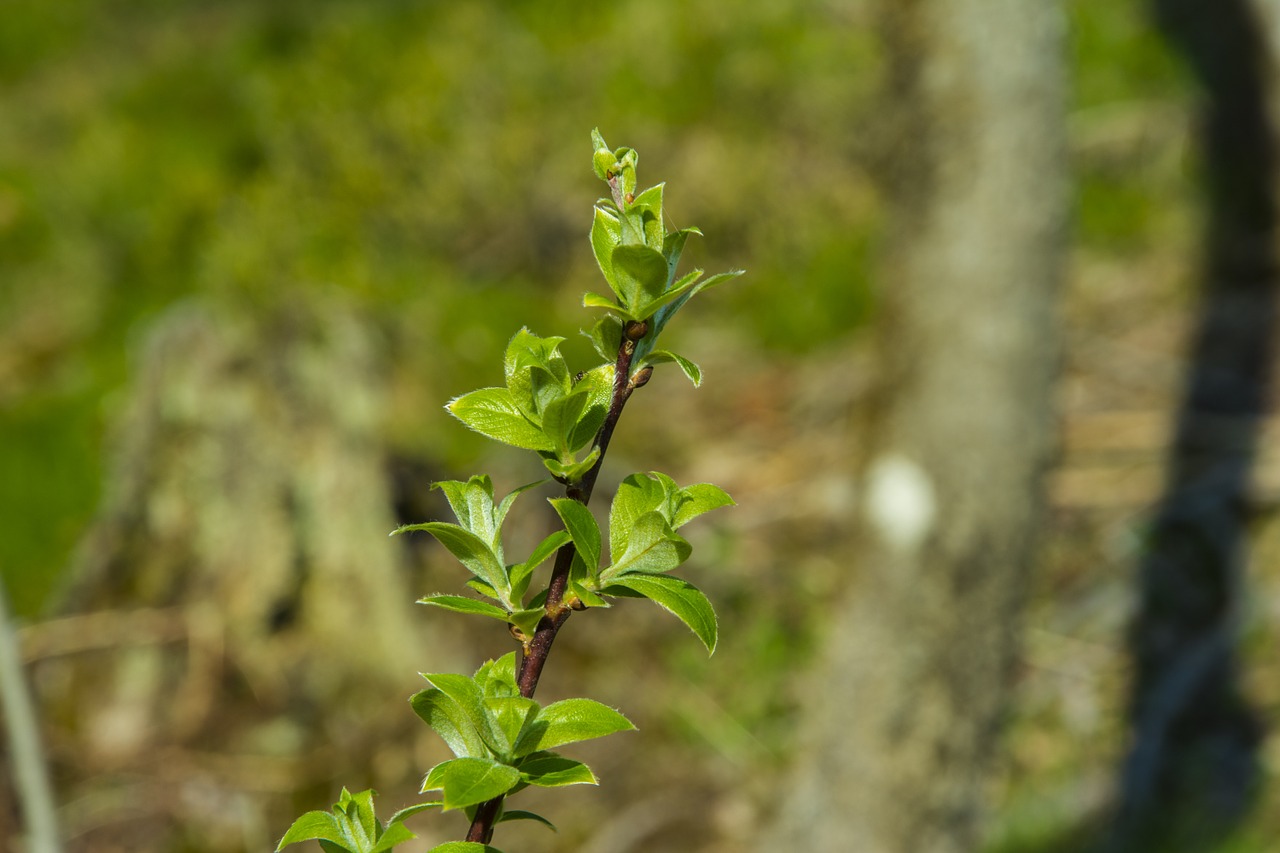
[2,1,1279,851]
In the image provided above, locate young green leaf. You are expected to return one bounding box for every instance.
[629,183,665,248]
[507,607,546,640]
[446,388,553,451]
[497,810,556,831]
[410,688,487,759]
[673,482,736,528]
[428,843,504,853]
[608,472,674,561]
[602,511,690,579]
[548,498,601,577]
[590,205,622,290]
[642,350,703,388]
[418,595,512,622]
[422,757,522,810]
[582,290,625,314]
[541,447,600,484]
[474,653,520,696]
[422,672,510,756]
[517,754,598,788]
[514,699,635,755]
[368,824,417,853]
[277,810,345,852]
[509,529,571,601]
[604,574,718,654]
[540,386,592,456]
[584,314,624,361]
[432,476,497,551]
[393,522,508,601]
[494,479,549,535]
[610,244,669,310]
[486,695,541,750]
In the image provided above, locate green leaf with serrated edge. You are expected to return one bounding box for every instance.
[432,476,497,555]
[422,758,521,810]
[600,511,690,580]
[517,754,598,787]
[569,363,613,450]
[487,696,540,749]
[643,350,702,388]
[548,498,601,577]
[569,580,609,609]
[634,265,701,313]
[509,530,571,602]
[662,227,701,282]
[610,244,669,309]
[507,608,544,639]
[446,388,552,451]
[688,268,744,297]
[494,479,548,535]
[276,810,344,851]
[585,314,624,361]
[673,483,735,528]
[466,578,500,599]
[542,448,600,484]
[604,574,718,654]
[591,204,621,288]
[428,843,504,853]
[497,810,556,831]
[608,473,676,562]
[540,386,591,456]
[583,291,626,314]
[515,699,635,756]
[504,328,568,387]
[503,331,570,421]
[474,653,518,697]
[369,823,417,853]
[419,595,512,622]
[387,802,442,824]
[411,689,486,759]
[394,523,508,601]
[337,787,379,847]
[637,267,744,364]
[630,183,664,248]
[422,673,509,756]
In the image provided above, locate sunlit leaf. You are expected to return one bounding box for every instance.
[604,574,718,654]
[421,758,521,810]
[446,388,552,451]
[548,498,601,577]
[514,699,635,756]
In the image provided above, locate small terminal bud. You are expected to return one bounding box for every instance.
[632,365,654,388]
[625,320,648,341]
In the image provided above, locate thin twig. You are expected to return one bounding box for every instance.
[0,582,63,853]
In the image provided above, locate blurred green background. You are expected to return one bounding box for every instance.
[8,1,1276,851]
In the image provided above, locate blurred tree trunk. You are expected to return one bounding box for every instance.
[1107,1,1277,848]
[762,2,1066,851]
[28,296,449,851]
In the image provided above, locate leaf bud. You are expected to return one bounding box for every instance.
[625,320,648,341]
[632,365,654,388]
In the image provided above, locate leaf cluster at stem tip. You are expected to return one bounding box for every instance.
[279,130,741,853]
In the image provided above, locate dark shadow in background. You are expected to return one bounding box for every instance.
[1104,0,1279,849]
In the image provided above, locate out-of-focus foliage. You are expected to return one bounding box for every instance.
[0,0,876,616]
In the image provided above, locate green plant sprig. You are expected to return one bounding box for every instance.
[277,130,741,853]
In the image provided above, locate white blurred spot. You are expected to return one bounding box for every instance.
[866,453,936,552]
